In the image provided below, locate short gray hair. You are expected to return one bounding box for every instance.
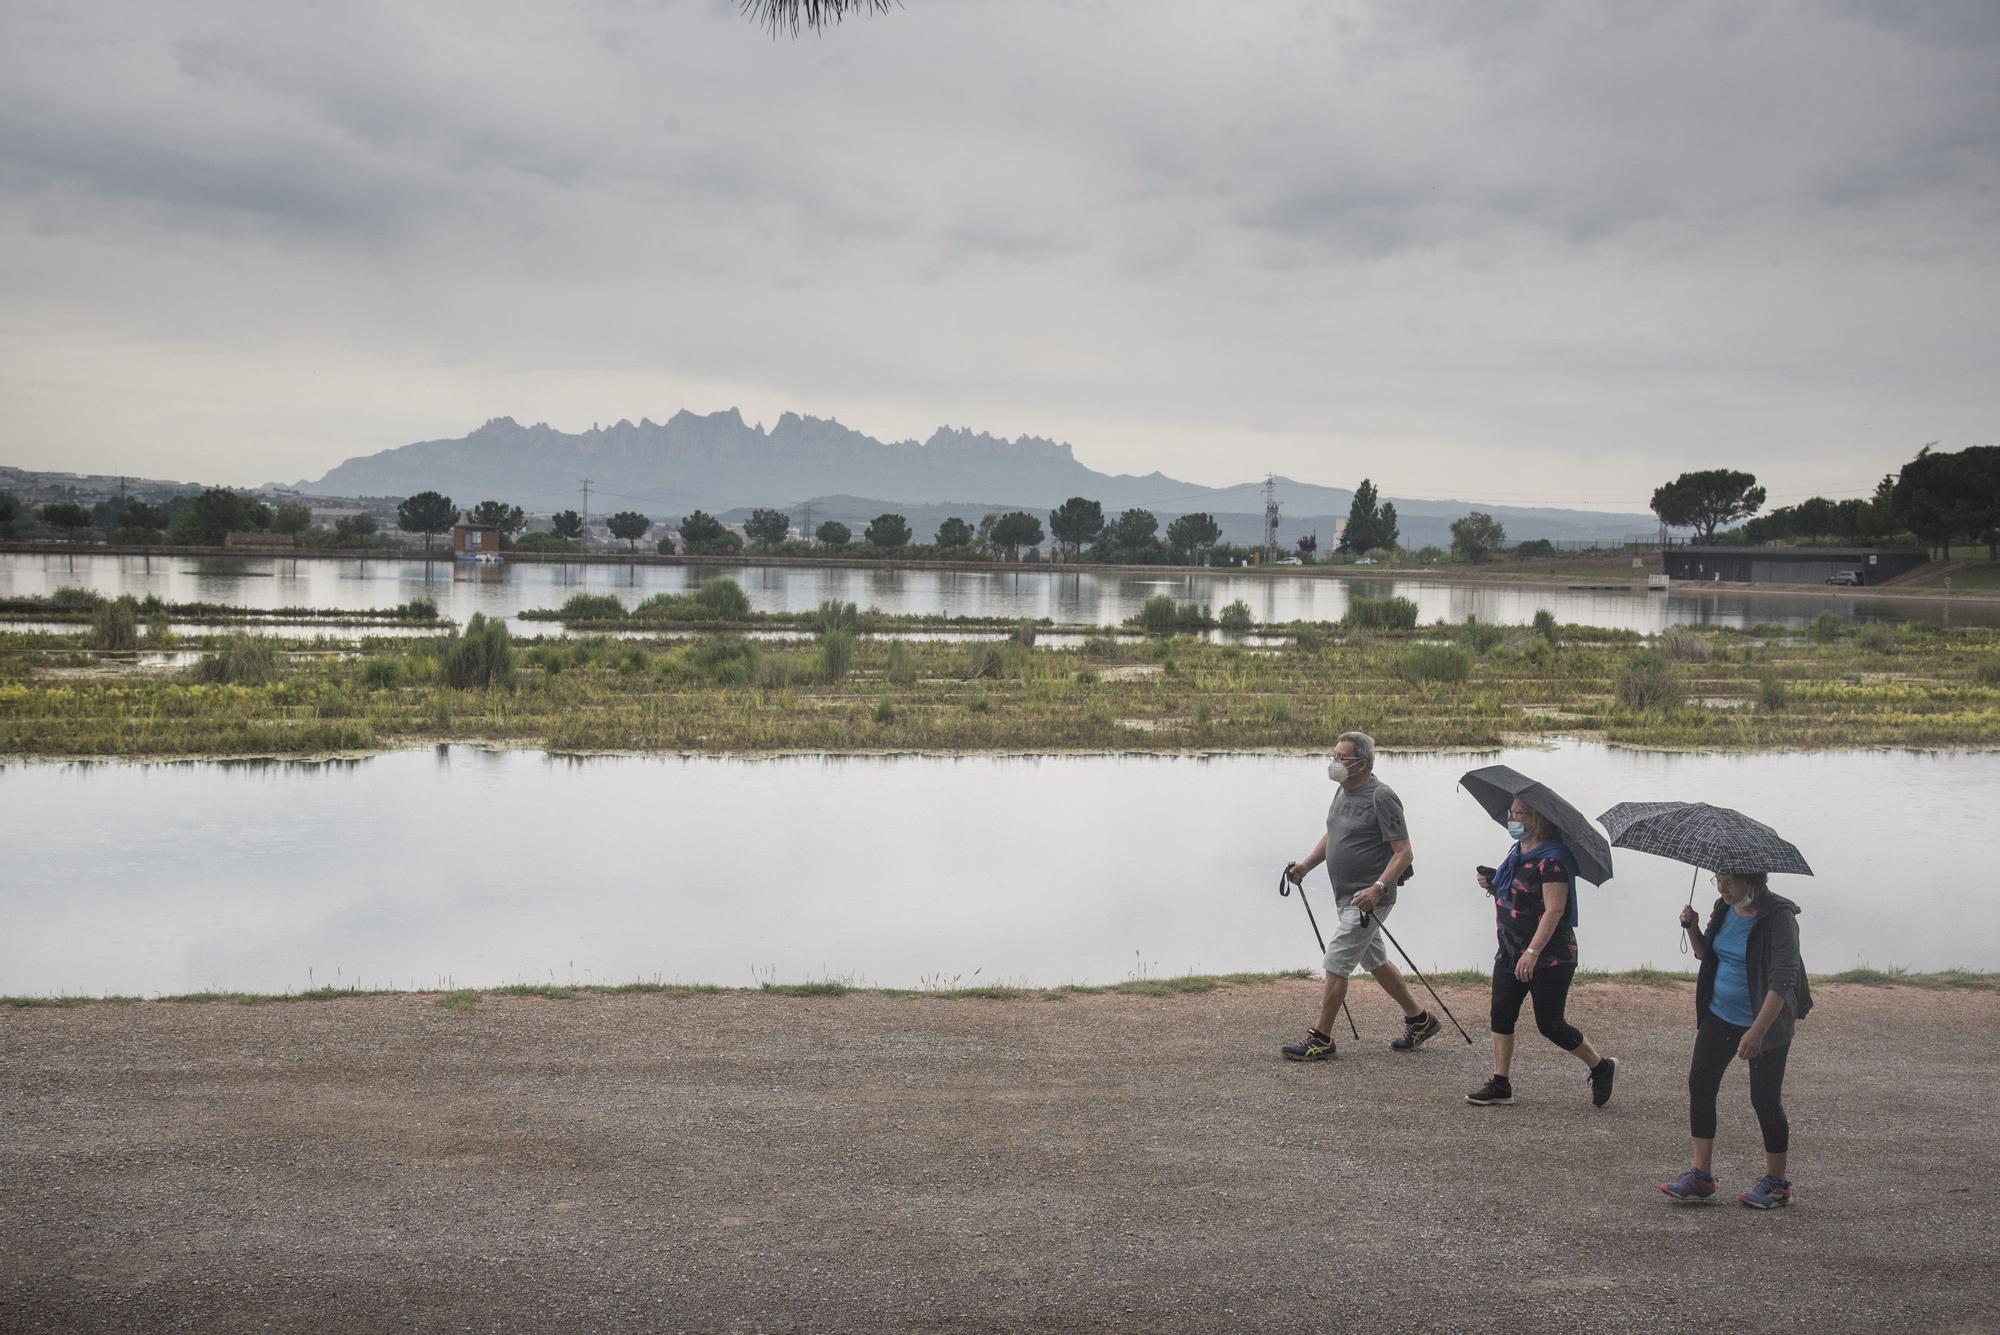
[1336,731,1376,766]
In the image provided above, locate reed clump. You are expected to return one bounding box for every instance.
[441,612,515,689]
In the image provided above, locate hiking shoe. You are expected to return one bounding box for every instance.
[1466,1076,1513,1105]
[1660,1168,1717,1202]
[1739,1175,1793,1210]
[1588,1056,1618,1107]
[1281,1030,1337,1062]
[1390,1010,1443,1052]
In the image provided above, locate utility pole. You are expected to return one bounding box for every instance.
[581,479,592,551]
[1263,473,1281,564]
[800,501,814,547]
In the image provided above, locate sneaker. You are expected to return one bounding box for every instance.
[1281,1030,1337,1062]
[1465,1076,1513,1105]
[1739,1175,1793,1210]
[1588,1056,1618,1108]
[1390,1010,1443,1052]
[1660,1168,1717,1202]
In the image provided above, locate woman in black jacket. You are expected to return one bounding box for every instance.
[1660,872,1812,1209]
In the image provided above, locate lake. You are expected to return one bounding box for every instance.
[3,551,1984,633]
[3,742,1987,997]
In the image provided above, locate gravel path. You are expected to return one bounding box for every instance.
[4,981,1996,1333]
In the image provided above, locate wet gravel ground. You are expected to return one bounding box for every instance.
[3,981,1996,1333]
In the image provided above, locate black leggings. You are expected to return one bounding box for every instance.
[1688,1010,1791,1153]
[1489,957,1585,1051]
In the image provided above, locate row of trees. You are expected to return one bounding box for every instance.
[1654,446,2000,558]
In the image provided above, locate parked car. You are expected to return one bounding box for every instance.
[1826,571,1863,586]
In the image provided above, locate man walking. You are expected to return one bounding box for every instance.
[1282,731,1441,1060]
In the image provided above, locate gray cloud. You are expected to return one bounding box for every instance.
[0,0,1995,507]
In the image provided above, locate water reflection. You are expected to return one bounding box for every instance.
[3,552,1984,634]
[2,743,1989,996]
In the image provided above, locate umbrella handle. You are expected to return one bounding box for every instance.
[1678,867,1697,955]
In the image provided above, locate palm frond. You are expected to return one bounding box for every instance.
[742,0,899,37]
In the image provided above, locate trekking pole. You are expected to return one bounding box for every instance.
[1362,911,1473,1044]
[1280,866,1358,1039]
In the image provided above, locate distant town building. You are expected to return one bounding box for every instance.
[224,531,295,550]
[451,520,501,557]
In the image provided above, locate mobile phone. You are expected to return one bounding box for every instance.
[1476,865,1496,879]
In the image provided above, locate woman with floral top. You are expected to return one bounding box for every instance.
[1466,797,1618,1108]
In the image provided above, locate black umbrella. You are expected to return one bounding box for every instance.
[1596,802,1813,877]
[1459,765,1615,886]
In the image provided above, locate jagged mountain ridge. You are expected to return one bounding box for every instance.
[295,408,1654,543]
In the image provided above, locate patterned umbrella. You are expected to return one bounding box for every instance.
[1459,765,1614,886]
[1596,801,1814,877]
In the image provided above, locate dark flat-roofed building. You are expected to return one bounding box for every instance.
[1663,545,1927,586]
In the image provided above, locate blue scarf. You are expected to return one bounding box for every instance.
[1492,838,1580,928]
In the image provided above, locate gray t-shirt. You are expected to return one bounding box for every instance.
[1324,777,1411,905]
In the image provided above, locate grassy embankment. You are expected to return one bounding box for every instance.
[0,589,449,628]
[5,966,1994,1010]
[3,592,1999,757]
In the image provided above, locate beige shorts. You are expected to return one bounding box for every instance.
[1322,899,1393,976]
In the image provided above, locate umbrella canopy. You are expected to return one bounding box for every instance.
[1459,765,1615,885]
[1597,801,1814,877]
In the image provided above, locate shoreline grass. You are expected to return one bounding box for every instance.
[4,617,1998,759]
[5,967,1994,1010]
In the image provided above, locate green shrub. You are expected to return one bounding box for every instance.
[1855,623,1899,655]
[1532,609,1560,643]
[1524,637,1554,670]
[1218,600,1254,632]
[1261,695,1295,724]
[145,611,173,646]
[691,579,750,617]
[1342,595,1418,631]
[687,636,759,686]
[404,652,440,684]
[189,634,282,686]
[966,688,991,713]
[89,596,141,651]
[1976,659,2000,687]
[966,644,1005,679]
[49,586,104,611]
[559,592,626,620]
[441,612,515,689]
[807,599,859,634]
[1009,620,1039,647]
[1662,627,1712,662]
[1807,610,1846,644]
[1758,671,1787,711]
[1453,616,1507,655]
[1134,595,1211,633]
[1194,701,1213,725]
[1615,648,1681,710]
[1394,644,1472,683]
[362,657,404,690]
[874,696,896,724]
[818,628,854,682]
[399,594,439,620]
[525,645,566,676]
[618,645,650,675]
[885,640,918,686]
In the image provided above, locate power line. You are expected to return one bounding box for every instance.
[581,479,592,550]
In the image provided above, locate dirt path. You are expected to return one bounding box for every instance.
[4,982,1996,1333]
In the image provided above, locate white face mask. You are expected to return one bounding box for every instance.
[1329,755,1363,781]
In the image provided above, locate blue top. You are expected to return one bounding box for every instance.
[1709,910,1759,1026]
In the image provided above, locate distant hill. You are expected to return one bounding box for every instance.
[294,408,1655,545]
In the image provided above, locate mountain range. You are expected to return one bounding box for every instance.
[294,409,1656,549]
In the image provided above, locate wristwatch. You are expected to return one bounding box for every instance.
[1368,880,1386,892]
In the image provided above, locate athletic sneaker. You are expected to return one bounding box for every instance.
[1390,1010,1443,1052]
[1466,1075,1513,1105]
[1281,1030,1337,1062]
[1660,1168,1717,1202]
[1588,1056,1618,1107]
[1739,1175,1793,1210]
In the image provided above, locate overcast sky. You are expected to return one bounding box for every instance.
[2,1,1995,510]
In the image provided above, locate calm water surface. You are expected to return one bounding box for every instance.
[3,743,1987,997]
[4,552,1983,633]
